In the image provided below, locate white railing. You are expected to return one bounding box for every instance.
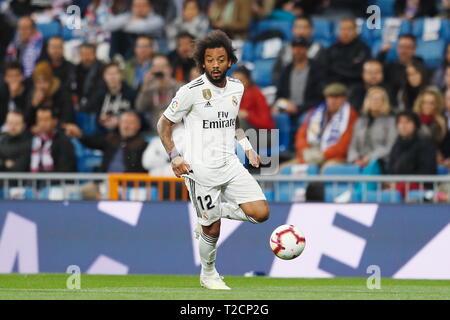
[0,173,449,203]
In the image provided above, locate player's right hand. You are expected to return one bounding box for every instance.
[171,156,191,177]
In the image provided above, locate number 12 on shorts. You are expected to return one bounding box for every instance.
[197,195,215,211]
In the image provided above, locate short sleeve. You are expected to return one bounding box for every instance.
[163,85,194,123]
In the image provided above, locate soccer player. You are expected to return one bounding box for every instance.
[157,30,270,290]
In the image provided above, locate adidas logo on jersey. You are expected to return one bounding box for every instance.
[204,101,212,108]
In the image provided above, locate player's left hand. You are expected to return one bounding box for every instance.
[246,149,260,168]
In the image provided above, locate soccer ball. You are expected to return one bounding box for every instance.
[269,224,306,260]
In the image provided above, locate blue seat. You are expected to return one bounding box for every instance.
[362,190,402,203]
[126,187,159,201]
[37,21,61,40]
[241,40,254,62]
[251,59,276,87]
[275,164,319,202]
[416,39,447,68]
[370,0,395,17]
[272,113,291,152]
[71,138,103,173]
[75,112,100,136]
[438,165,449,175]
[367,18,412,43]
[413,18,450,41]
[255,20,293,41]
[325,185,361,203]
[312,18,334,48]
[322,164,361,193]
[322,164,361,176]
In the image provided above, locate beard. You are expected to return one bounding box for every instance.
[205,68,228,85]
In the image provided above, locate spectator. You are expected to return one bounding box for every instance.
[1,0,41,23]
[413,88,447,145]
[152,0,177,23]
[394,0,437,19]
[439,88,450,170]
[231,66,275,130]
[378,34,425,106]
[252,0,277,19]
[26,61,75,127]
[30,107,76,172]
[347,87,397,169]
[189,64,201,81]
[439,0,450,19]
[325,18,371,86]
[0,14,15,68]
[295,83,359,166]
[431,43,450,92]
[135,55,182,133]
[142,124,184,176]
[39,36,77,92]
[0,111,31,172]
[267,0,301,22]
[81,0,112,44]
[274,37,325,122]
[319,0,368,18]
[91,62,136,131]
[398,60,429,112]
[0,61,31,127]
[387,111,437,197]
[75,43,105,112]
[6,16,43,78]
[105,0,164,59]
[208,0,253,39]
[166,0,210,51]
[273,16,326,84]
[65,111,148,173]
[123,36,154,90]
[168,31,196,83]
[348,59,391,113]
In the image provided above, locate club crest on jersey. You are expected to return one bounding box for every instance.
[202,89,212,100]
[232,96,238,107]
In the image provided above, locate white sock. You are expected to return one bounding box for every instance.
[220,202,259,224]
[199,231,218,276]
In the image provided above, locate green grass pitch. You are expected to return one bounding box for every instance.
[0,274,449,300]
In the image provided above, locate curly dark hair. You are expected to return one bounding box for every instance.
[192,30,238,73]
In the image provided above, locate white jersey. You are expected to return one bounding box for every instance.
[163,73,244,186]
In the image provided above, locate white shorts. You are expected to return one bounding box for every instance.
[183,161,266,226]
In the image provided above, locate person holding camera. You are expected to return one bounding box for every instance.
[135,54,182,133]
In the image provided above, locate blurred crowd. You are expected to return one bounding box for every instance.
[0,0,449,191]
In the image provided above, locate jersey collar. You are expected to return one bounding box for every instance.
[202,73,228,94]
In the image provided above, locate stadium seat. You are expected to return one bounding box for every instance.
[361,190,402,203]
[37,21,61,40]
[241,41,254,62]
[312,18,334,48]
[8,187,34,200]
[412,18,450,41]
[251,59,276,87]
[370,0,395,17]
[438,165,449,175]
[272,113,291,153]
[276,164,319,202]
[325,185,360,203]
[255,20,293,41]
[126,187,159,201]
[71,138,103,173]
[322,164,361,176]
[416,39,446,68]
[75,112,100,136]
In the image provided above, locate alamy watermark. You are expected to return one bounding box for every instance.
[66,265,81,290]
[366,265,382,290]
